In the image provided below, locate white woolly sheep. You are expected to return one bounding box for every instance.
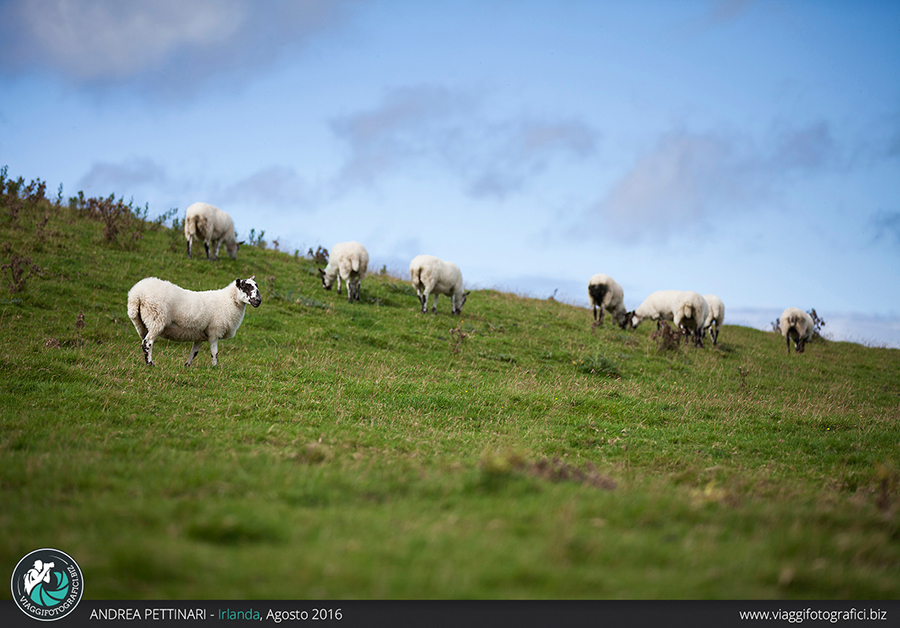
[184,202,238,261]
[318,241,369,303]
[409,255,468,315]
[588,273,628,328]
[627,290,680,329]
[672,291,710,347]
[703,294,725,346]
[628,290,709,347]
[780,307,814,354]
[127,276,261,366]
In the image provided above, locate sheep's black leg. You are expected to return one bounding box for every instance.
[185,341,203,367]
[141,336,155,366]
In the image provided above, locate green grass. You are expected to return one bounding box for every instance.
[1,178,899,599]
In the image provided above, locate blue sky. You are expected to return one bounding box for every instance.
[2,0,899,346]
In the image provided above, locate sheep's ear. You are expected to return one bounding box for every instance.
[464,291,470,296]
[235,279,242,288]
[249,275,255,281]
[318,269,326,277]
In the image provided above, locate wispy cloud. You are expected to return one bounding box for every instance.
[329,85,598,199]
[0,0,354,98]
[464,120,596,199]
[221,165,314,211]
[329,85,475,188]
[709,0,755,23]
[872,211,900,247]
[77,157,168,194]
[577,120,843,243]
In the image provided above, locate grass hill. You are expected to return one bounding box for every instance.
[1,169,899,599]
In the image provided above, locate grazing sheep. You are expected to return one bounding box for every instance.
[127,276,261,366]
[672,291,710,347]
[627,290,709,346]
[318,241,369,303]
[409,254,468,315]
[184,202,238,261]
[780,307,814,354]
[588,273,628,328]
[627,290,680,329]
[703,294,725,346]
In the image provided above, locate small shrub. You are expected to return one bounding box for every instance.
[74,193,148,246]
[808,308,826,339]
[307,246,329,264]
[652,321,681,352]
[151,207,179,232]
[247,228,266,248]
[1,247,45,293]
[449,326,468,354]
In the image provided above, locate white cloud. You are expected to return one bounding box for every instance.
[329,85,598,199]
[77,157,168,194]
[3,0,245,80]
[0,0,353,96]
[221,165,314,210]
[578,120,845,243]
[584,132,745,241]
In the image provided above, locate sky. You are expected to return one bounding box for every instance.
[1,0,899,346]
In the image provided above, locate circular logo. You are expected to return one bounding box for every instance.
[10,548,83,621]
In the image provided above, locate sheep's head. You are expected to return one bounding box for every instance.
[452,291,469,314]
[318,268,333,290]
[626,311,640,330]
[236,276,262,307]
[226,239,239,259]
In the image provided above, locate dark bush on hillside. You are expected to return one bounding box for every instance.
[68,191,149,246]
[1,245,45,293]
[652,321,681,352]
[307,246,329,264]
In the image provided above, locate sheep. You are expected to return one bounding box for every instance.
[703,294,725,346]
[127,276,261,366]
[627,290,709,347]
[409,254,469,315]
[587,273,628,328]
[184,202,238,261]
[780,307,814,354]
[626,290,680,329]
[318,241,369,303]
[672,291,710,347]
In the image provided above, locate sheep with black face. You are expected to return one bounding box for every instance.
[127,276,261,366]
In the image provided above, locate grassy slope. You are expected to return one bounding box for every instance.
[1,189,899,600]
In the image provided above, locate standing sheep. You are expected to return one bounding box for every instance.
[588,273,628,328]
[703,294,725,346]
[409,255,468,315]
[780,307,814,354]
[318,241,369,303]
[127,276,261,366]
[184,202,238,261]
